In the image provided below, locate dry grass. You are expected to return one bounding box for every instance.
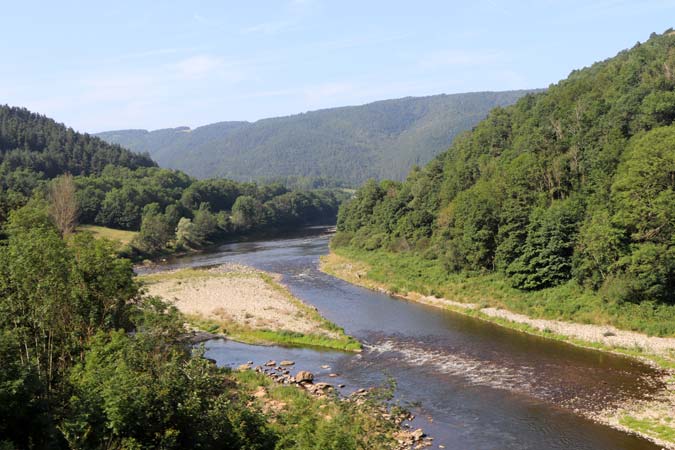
[77,225,138,245]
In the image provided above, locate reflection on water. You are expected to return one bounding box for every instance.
[159,227,662,450]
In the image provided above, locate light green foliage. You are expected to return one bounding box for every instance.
[175,217,196,249]
[231,195,264,231]
[134,208,173,254]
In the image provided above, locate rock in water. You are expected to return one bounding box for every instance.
[295,370,314,383]
[279,360,295,366]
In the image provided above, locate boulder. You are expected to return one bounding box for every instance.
[295,370,314,383]
[411,429,425,440]
[279,360,295,366]
[264,360,276,366]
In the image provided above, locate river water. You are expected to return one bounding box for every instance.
[148,227,665,449]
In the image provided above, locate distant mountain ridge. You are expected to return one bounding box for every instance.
[97,90,538,185]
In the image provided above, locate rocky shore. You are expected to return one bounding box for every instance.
[238,358,435,450]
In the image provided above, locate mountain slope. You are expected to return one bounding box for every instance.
[336,30,675,311]
[97,90,535,184]
[0,105,155,178]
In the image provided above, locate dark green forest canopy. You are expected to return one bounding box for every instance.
[97,90,537,185]
[336,30,675,306]
[0,105,155,177]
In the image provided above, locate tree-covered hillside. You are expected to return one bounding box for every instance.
[97,91,536,185]
[335,31,675,324]
[0,105,345,257]
[0,105,155,177]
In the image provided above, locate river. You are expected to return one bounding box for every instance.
[146,227,665,450]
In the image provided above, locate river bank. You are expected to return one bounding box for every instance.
[140,263,361,352]
[320,250,675,449]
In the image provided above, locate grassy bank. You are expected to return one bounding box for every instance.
[141,267,361,352]
[325,247,675,338]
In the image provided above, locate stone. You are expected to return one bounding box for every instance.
[411,429,425,440]
[264,360,276,366]
[237,363,251,371]
[253,387,267,398]
[279,360,295,366]
[295,370,314,383]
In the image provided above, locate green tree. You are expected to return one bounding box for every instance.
[135,210,173,255]
[507,199,584,290]
[231,196,264,232]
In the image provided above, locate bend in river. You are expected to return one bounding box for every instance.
[141,227,665,450]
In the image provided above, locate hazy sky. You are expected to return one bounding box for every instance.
[2,0,675,133]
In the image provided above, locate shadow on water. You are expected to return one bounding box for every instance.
[159,227,662,450]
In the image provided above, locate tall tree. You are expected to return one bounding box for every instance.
[48,174,78,236]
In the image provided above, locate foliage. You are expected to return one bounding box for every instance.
[336,30,675,308]
[62,331,275,450]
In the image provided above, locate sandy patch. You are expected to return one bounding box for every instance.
[142,264,338,338]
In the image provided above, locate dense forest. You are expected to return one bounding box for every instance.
[335,31,675,332]
[0,106,155,177]
[0,105,343,257]
[97,90,535,185]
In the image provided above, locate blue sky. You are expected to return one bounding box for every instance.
[2,0,674,133]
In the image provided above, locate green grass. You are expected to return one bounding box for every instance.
[620,416,675,444]
[330,247,675,337]
[76,225,138,253]
[77,224,139,245]
[189,314,361,352]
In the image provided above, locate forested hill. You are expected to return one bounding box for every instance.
[336,31,675,314]
[97,90,535,185]
[0,105,155,177]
